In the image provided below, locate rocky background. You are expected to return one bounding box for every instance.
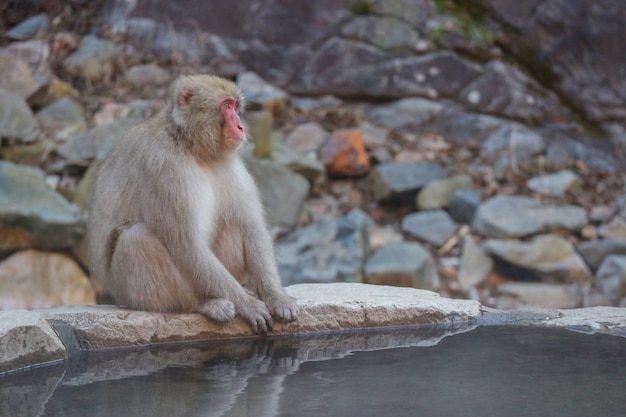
[1,0,626,311]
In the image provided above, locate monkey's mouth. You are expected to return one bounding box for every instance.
[226,136,245,147]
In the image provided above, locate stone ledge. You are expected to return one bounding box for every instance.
[0,283,481,374]
[3,283,626,375]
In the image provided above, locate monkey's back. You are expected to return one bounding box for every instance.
[87,113,192,285]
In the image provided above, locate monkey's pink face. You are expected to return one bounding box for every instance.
[221,97,245,149]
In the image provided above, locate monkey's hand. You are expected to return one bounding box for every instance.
[237,294,274,334]
[265,293,299,322]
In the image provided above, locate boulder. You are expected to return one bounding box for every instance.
[284,122,327,154]
[527,170,581,197]
[63,35,126,81]
[369,160,445,204]
[461,61,571,125]
[0,310,66,374]
[595,255,626,303]
[0,89,40,143]
[496,282,582,309]
[416,174,473,210]
[276,211,369,285]
[0,51,40,99]
[0,161,85,252]
[401,210,458,247]
[458,236,493,291]
[57,120,131,161]
[6,13,50,41]
[483,234,592,282]
[237,72,288,114]
[271,138,324,182]
[244,157,309,229]
[448,189,481,224]
[36,97,87,142]
[364,242,439,290]
[0,250,96,310]
[473,195,587,238]
[577,239,626,271]
[124,63,169,87]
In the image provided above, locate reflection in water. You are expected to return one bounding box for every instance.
[2,324,625,417]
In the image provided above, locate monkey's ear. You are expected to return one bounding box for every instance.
[177,90,193,107]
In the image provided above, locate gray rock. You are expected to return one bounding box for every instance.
[276,211,369,285]
[449,189,481,224]
[461,61,571,125]
[271,137,324,182]
[340,51,483,99]
[368,97,444,130]
[36,97,87,142]
[6,13,50,40]
[0,161,85,251]
[401,210,458,247]
[364,241,440,290]
[359,121,389,149]
[0,310,66,374]
[284,122,327,154]
[577,239,626,271]
[416,174,473,210]
[458,236,493,291]
[538,306,626,336]
[341,15,423,52]
[6,40,52,82]
[527,170,580,197]
[369,160,445,203]
[0,51,40,99]
[57,120,131,161]
[63,35,126,81]
[237,72,287,112]
[124,64,169,86]
[244,157,309,229]
[496,283,582,309]
[482,122,546,162]
[595,255,626,303]
[598,218,626,240]
[289,37,385,96]
[473,195,587,238]
[483,234,592,282]
[0,89,40,142]
[484,0,626,125]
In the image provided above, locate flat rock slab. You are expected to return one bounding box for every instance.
[41,283,481,350]
[1,283,480,373]
[3,283,626,375]
[482,306,626,337]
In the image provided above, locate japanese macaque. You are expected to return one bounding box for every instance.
[88,74,298,333]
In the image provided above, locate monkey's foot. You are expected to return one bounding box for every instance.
[265,293,299,322]
[198,298,236,323]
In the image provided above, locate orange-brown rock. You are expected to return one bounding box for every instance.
[320,128,371,177]
[0,250,96,310]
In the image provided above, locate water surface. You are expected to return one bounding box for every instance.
[2,325,625,417]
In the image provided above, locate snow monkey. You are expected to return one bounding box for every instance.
[88,74,298,333]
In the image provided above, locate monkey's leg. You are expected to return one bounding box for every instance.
[110,223,236,323]
[241,222,299,322]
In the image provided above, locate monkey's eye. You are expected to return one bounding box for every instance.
[222,99,240,112]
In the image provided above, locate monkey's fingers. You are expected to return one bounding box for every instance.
[267,294,299,322]
[240,297,274,334]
